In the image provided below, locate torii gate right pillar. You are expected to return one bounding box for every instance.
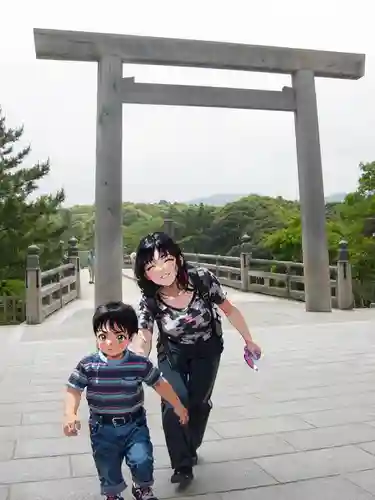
[293,69,331,312]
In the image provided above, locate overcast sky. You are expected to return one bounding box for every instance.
[0,0,374,206]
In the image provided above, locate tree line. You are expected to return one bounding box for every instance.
[67,163,375,305]
[1,107,374,305]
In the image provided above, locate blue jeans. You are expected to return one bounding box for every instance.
[89,409,154,496]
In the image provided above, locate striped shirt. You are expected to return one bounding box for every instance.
[67,349,163,415]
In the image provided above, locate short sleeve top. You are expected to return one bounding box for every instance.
[67,350,163,414]
[137,267,227,344]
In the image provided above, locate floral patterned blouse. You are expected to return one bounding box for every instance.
[137,267,226,345]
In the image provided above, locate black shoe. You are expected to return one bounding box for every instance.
[132,485,158,500]
[105,496,124,500]
[170,467,194,487]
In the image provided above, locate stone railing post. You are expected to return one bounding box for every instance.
[215,256,219,275]
[59,240,65,263]
[130,252,136,272]
[26,244,42,324]
[240,252,250,292]
[285,265,291,297]
[336,240,353,310]
[68,237,81,299]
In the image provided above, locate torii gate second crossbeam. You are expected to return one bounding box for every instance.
[33,29,365,312]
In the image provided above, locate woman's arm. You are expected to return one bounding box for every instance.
[218,300,252,344]
[129,328,153,357]
[204,267,261,354]
[128,294,155,358]
[219,299,261,353]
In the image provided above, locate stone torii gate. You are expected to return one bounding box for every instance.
[33,29,365,312]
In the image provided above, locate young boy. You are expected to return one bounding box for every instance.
[64,301,188,500]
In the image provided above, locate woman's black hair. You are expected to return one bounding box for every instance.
[92,301,138,338]
[134,231,189,297]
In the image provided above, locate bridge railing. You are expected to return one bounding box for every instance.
[0,296,26,325]
[123,254,133,269]
[185,240,353,310]
[26,237,81,324]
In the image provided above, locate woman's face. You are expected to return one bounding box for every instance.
[144,249,177,286]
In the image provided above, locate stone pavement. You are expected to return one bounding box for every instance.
[1,270,375,499]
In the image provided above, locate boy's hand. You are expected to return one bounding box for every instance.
[153,379,188,424]
[174,404,189,425]
[63,414,81,436]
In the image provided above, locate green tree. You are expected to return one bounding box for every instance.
[206,195,298,255]
[263,215,343,263]
[261,161,375,306]
[337,165,375,305]
[0,107,67,281]
[357,161,375,197]
[176,203,216,253]
[123,216,164,251]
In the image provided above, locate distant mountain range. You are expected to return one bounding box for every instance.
[324,192,347,203]
[186,192,347,206]
[186,193,248,206]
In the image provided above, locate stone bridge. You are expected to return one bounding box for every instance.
[1,270,375,499]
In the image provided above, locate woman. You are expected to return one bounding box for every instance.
[132,232,261,487]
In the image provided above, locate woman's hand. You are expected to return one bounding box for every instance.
[245,339,261,358]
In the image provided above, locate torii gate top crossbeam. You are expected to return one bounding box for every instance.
[33,28,365,80]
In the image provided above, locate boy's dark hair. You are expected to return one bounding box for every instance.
[92,301,138,338]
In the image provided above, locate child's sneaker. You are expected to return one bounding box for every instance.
[132,485,158,500]
[105,496,123,500]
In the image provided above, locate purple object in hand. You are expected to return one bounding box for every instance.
[244,346,261,371]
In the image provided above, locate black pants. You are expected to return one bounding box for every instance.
[157,335,223,470]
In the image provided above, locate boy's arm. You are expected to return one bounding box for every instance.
[64,387,82,417]
[64,359,88,436]
[63,388,82,436]
[153,379,188,424]
[141,358,188,424]
[153,379,183,409]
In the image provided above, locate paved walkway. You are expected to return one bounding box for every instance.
[1,271,375,499]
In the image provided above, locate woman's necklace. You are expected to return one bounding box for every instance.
[160,288,187,301]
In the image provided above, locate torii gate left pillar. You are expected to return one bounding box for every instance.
[95,56,123,307]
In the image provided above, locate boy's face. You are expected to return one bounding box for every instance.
[96,323,131,358]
